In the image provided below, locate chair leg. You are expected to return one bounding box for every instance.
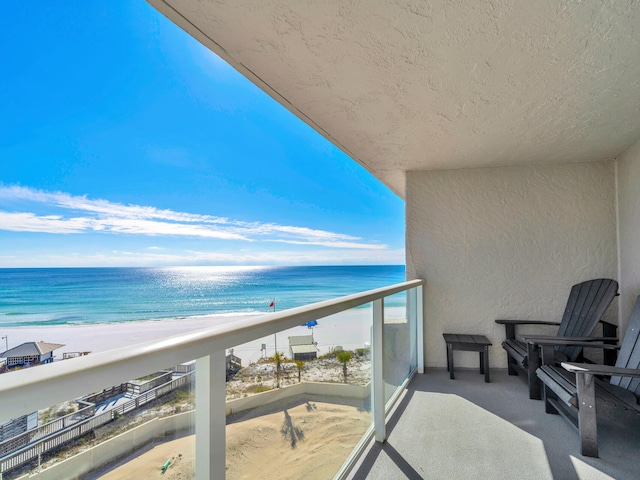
[504,325,519,376]
[543,385,559,414]
[576,372,598,458]
[527,343,542,400]
[507,355,518,375]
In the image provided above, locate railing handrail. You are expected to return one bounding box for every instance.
[0,279,424,424]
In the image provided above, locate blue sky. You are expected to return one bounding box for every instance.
[0,1,404,267]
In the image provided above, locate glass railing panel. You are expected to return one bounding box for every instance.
[0,280,424,480]
[408,286,419,373]
[0,362,196,479]
[225,304,373,480]
[383,291,413,405]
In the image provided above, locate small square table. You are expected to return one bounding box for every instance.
[443,333,492,383]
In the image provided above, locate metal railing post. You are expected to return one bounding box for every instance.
[196,351,226,479]
[372,298,385,443]
[417,284,425,374]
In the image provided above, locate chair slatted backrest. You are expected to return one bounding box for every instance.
[611,295,640,396]
[556,279,618,361]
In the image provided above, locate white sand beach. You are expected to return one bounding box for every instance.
[2,315,256,359]
[1,306,406,365]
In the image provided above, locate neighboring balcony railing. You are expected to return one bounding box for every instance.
[0,279,424,480]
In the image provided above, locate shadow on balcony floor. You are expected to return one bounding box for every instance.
[349,368,640,480]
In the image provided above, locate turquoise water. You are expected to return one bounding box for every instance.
[0,265,405,327]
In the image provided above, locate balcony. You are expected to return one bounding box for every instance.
[2,278,638,479]
[4,2,640,478]
[350,369,640,480]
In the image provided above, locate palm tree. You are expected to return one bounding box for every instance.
[294,360,305,383]
[336,351,353,383]
[273,352,285,388]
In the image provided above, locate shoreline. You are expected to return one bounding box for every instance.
[1,307,407,366]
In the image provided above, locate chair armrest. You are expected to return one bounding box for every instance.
[562,362,640,378]
[495,320,561,326]
[495,320,561,341]
[520,335,618,344]
[523,337,620,350]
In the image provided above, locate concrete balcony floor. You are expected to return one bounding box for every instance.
[349,368,640,480]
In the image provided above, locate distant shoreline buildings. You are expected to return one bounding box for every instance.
[0,341,65,370]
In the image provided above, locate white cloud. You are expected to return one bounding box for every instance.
[96,217,246,240]
[239,223,360,241]
[0,212,93,233]
[0,185,228,224]
[0,185,387,250]
[272,239,386,249]
[0,248,405,268]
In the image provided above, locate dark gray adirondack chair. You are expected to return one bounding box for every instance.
[536,295,640,457]
[496,278,618,399]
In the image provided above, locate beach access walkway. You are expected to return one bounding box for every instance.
[0,369,193,477]
[94,393,136,416]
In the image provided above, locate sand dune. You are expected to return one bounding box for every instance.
[96,398,371,480]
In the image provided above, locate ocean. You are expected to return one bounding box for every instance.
[0,265,405,328]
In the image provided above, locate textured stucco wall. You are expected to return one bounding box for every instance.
[406,162,617,368]
[616,139,640,335]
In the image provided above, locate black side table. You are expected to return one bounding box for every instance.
[443,334,492,383]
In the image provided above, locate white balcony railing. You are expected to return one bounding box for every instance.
[0,279,424,479]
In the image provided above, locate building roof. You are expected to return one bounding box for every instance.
[288,335,315,346]
[149,1,640,197]
[289,335,317,355]
[0,341,65,358]
[290,345,318,355]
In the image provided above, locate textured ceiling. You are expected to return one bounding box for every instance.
[149,0,640,197]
